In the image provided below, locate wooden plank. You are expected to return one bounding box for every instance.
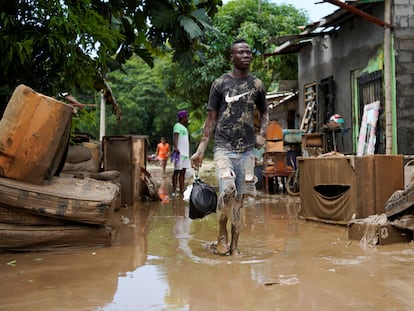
[0,204,71,226]
[0,176,119,225]
[0,222,114,250]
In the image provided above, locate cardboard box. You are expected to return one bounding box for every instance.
[348,222,413,245]
[355,155,404,216]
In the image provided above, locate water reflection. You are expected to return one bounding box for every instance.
[1,185,414,310]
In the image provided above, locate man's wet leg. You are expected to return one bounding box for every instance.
[216,185,235,255]
[230,195,243,256]
[215,154,236,255]
[216,215,229,255]
[230,223,240,256]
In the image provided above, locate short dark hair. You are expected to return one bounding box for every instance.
[230,38,249,52]
[232,38,248,45]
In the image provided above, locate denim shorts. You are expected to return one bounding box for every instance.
[214,148,256,197]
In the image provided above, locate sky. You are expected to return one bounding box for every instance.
[275,0,338,22]
[223,1,339,23]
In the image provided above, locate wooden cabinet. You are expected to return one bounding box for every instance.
[103,136,148,206]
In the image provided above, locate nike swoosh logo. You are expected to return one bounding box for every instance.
[225,91,249,103]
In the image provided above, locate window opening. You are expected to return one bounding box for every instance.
[357,70,384,153]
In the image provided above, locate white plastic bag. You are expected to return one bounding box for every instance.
[183,184,193,202]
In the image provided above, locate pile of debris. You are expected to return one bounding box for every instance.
[348,175,414,246]
[385,181,414,231]
[0,84,120,251]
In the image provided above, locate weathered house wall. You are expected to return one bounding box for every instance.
[298,4,385,154]
[393,0,414,155]
[297,1,414,155]
[268,100,298,129]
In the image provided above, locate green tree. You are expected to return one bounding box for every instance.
[160,0,308,140]
[0,0,221,115]
[207,0,309,86]
[103,56,189,151]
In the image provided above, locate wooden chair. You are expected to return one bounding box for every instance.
[262,151,294,193]
[261,121,293,193]
[265,121,283,153]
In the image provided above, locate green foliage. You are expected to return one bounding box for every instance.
[92,0,309,155]
[0,0,122,101]
[0,0,220,115]
[103,56,187,150]
[71,108,97,143]
[161,0,309,114]
[209,0,309,85]
[0,0,308,158]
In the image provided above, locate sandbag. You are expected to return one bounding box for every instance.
[66,145,92,163]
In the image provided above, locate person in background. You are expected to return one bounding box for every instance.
[191,38,269,256]
[155,136,170,177]
[172,110,190,196]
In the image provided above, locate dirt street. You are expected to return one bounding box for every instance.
[0,162,413,310]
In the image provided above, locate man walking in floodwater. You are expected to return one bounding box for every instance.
[191,38,269,255]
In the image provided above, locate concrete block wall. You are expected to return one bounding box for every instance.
[393,0,414,154]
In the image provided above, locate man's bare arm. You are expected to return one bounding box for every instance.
[191,110,217,167]
[256,110,269,148]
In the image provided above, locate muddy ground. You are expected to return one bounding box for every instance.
[0,161,414,311]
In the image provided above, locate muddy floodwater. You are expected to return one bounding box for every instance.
[1,163,414,311]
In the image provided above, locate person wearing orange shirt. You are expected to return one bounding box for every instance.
[156,137,170,177]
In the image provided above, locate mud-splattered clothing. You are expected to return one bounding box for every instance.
[208,73,267,200]
[207,73,267,153]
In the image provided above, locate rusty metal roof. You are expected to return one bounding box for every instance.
[265,0,385,57]
[266,91,298,109]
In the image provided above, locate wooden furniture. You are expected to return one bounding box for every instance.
[261,121,294,193]
[262,151,294,193]
[265,121,284,152]
[103,135,148,206]
[301,133,324,157]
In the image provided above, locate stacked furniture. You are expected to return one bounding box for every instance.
[262,121,294,193]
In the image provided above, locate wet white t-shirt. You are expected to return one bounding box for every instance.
[173,122,189,157]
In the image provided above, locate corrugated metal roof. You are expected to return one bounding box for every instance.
[265,1,385,57]
[266,91,298,109]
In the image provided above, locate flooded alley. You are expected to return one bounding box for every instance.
[1,163,414,311]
